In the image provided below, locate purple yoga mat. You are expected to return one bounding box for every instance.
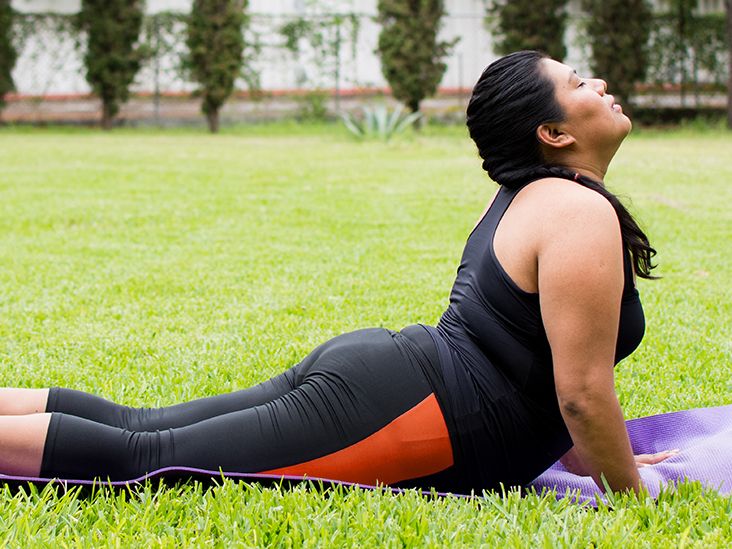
[530,403,732,504]
[2,404,730,502]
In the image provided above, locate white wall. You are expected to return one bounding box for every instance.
[9,0,644,97]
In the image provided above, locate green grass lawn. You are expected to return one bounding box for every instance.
[0,123,730,546]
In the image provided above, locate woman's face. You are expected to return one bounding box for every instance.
[540,58,632,151]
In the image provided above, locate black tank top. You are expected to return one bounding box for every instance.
[422,181,645,491]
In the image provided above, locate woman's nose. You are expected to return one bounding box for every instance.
[591,79,608,95]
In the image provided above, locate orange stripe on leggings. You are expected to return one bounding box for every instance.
[261,393,453,485]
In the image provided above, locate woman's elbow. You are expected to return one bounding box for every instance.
[556,388,614,420]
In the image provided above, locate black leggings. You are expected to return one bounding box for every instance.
[41,326,455,487]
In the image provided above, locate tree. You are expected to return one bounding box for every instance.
[0,0,16,116]
[376,0,456,116]
[186,0,250,133]
[76,0,145,129]
[726,0,732,129]
[488,0,569,61]
[646,1,726,108]
[582,0,654,114]
[668,0,697,104]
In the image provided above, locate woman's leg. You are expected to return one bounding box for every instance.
[4,342,333,430]
[0,414,51,476]
[43,368,299,431]
[0,388,49,415]
[38,329,454,485]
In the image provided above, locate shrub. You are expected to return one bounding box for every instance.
[186,0,253,133]
[487,0,569,61]
[646,3,727,103]
[727,0,731,129]
[582,0,653,112]
[0,0,17,115]
[76,0,146,129]
[341,104,422,141]
[376,0,456,117]
[279,9,360,121]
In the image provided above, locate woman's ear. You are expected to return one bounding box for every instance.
[537,123,576,149]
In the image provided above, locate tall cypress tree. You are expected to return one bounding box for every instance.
[77,0,145,129]
[489,0,569,61]
[0,0,16,115]
[186,0,248,133]
[376,0,456,115]
[582,0,653,113]
[726,0,732,129]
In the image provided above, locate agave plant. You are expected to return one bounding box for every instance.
[341,104,423,141]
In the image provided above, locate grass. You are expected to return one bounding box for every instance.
[0,123,730,546]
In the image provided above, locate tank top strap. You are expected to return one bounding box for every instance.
[489,183,637,290]
[472,184,527,239]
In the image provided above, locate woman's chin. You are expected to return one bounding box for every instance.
[621,113,633,136]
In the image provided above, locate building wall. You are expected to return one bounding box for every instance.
[8,0,725,98]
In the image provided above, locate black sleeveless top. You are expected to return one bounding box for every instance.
[422,182,645,492]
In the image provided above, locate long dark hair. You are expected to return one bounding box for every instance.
[466,51,657,279]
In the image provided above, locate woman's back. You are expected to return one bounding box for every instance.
[425,177,646,489]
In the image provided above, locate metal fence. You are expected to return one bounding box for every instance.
[6,9,729,124]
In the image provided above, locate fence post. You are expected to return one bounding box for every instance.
[153,14,161,126]
[334,17,341,114]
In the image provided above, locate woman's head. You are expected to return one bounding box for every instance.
[467,51,657,279]
[467,51,631,186]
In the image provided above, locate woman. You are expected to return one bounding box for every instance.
[0,51,675,494]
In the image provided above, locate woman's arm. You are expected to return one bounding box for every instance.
[537,182,641,493]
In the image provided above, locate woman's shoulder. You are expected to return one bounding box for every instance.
[517,177,618,233]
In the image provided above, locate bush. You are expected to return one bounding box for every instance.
[0,0,16,115]
[646,7,728,95]
[186,0,253,133]
[76,0,146,129]
[582,0,653,112]
[376,0,456,116]
[487,0,569,61]
[341,104,422,141]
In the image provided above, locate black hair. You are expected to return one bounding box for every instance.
[466,50,657,279]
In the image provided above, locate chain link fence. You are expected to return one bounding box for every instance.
[5,8,728,124]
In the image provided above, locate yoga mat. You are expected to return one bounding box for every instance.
[2,404,730,503]
[530,403,732,504]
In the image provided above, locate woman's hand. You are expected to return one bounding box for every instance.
[561,447,680,476]
[635,449,680,468]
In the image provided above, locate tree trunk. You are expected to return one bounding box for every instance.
[727,0,732,129]
[206,109,220,133]
[101,102,114,130]
[408,100,422,130]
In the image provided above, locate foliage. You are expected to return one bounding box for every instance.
[727,0,732,129]
[293,89,330,121]
[487,0,569,61]
[75,0,146,129]
[582,0,653,111]
[140,12,189,87]
[279,4,361,120]
[0,0,15,113]
[646,4,728,101]
[376,0,457,115]
[341,104,422,141]
[186,0,257,133]
[0,125,731,545]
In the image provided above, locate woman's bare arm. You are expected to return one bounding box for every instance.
[536,181,641,493]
